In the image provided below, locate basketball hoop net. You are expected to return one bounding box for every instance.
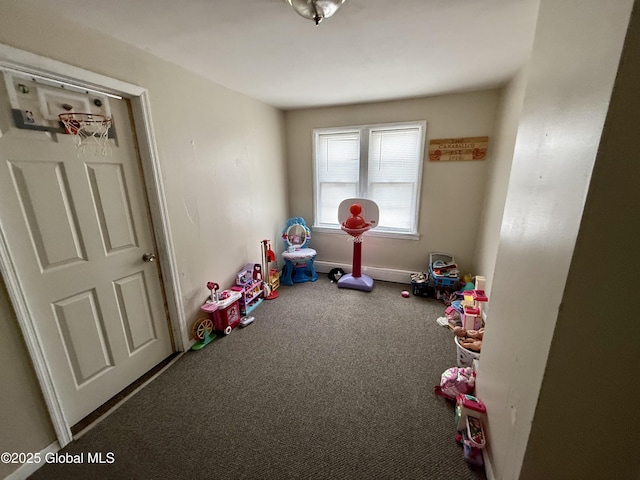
[342,224,370,243]
[59,113,112,156]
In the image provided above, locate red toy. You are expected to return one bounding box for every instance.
[344,204,368,229]
[337,198,379,292]
[454,394,487,466]
[201,290,242,336]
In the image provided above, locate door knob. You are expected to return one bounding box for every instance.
[142,252,157,262]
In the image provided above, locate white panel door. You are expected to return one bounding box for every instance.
[0,84,173,426]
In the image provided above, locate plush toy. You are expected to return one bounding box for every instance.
[463,281,475,291]
[461,273,474,285]
[439,366,476,398]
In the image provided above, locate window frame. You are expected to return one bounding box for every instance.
[312,120,426,240]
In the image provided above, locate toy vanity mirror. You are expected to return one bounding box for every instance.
[280,217,317,285]
[285,224,308,249]
[282,217,312,252]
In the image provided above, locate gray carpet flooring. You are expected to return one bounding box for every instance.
[30,278,486,479]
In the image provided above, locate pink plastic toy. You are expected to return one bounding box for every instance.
[455,394,487,466]
[206,281,219,302]
[434,367,476,400]
[455,394,486,431]
[201,290,242,336]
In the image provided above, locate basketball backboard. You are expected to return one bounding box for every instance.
[337,198,379,227]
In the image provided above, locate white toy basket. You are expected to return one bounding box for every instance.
[455,335,480,367]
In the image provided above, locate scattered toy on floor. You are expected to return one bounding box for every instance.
[411,272,427,283]
[239,316,255,327]
[435,366,476,400]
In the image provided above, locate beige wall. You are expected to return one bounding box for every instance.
[4,1,637,478]
[475,0,635,478]
[0,0,288,475]
[520,2,640,478]
[284,91,500,274]
[473,66,529,299]
[0,276,56,479]
[146,61,288,321]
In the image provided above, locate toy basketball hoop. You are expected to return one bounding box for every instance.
[337,198,379,292]
[59,113,112,156]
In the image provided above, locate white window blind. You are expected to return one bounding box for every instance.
[315,131,360,225]
[313,122,426,235]
[369,127,422,231]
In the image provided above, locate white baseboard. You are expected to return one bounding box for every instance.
[4,441,60,480]
[314,261,413,284]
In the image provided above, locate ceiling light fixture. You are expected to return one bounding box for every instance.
[287,0,347,25]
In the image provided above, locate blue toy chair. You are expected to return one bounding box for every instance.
[280,217,318,286]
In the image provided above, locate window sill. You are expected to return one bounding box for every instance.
[312,225,420,241]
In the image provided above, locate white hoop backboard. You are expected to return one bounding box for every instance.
[2,71,113,136]
[338,198,379,227]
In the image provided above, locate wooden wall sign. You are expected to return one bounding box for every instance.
[428,136,489,162]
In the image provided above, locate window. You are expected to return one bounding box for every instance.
[313,121,426,237]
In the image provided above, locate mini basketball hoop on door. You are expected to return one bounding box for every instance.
[58,113,112,156]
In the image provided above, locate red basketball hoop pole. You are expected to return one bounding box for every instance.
[341,222,369,279]
[352,240,362,278]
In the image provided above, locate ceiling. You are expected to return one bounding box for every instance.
[46,0,539,110]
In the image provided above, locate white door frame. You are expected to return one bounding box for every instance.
[0,43,188,447]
